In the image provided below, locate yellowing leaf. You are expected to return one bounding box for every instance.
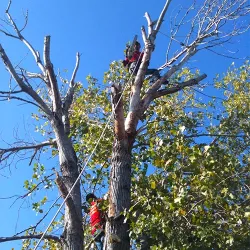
[179,209,186,216]
[151,181,156,189]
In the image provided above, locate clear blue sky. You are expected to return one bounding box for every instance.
[0,0,249,249]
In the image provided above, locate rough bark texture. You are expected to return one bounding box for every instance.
[52,118,83,250]
[105,138,132,250]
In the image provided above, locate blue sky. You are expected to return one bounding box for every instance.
[0,0,249,249]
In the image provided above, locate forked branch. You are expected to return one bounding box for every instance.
[3,1,45,74]
[0,44,52,116]
[0,139,56,163]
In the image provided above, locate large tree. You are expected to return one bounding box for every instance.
[0,0,249,250]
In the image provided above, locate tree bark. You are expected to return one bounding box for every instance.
[105,138,132,250]
[52,116,83,250]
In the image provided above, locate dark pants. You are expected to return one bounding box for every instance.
[129,62,160,78]
[94,230,104,250]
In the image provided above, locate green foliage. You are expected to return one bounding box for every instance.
[127,62,250,249]
[72,61,250,249]
[22,59,250,249]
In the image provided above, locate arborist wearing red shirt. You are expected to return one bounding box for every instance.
[122,41,169,85]
[86,193,105,250]
[123,41,160,78]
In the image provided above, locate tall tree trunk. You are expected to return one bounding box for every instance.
[105,138,132,250]
[53,119,83,250]
[104,83,132,250]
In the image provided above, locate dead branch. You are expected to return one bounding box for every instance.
[3,1,45,74]
[26,71,46,80]
[0,95,41,108]
[184,133,249,139]
[0,234,61,243]
[155,0,173,33]
[141,74,207,114]
[13,194,62,237]
[0,44,52,116]
[0,139,56,163]
[43,36,61,114]
[153,74,207,99]
[125,1,173,134]
[63,52,80,112]
[0,90,22,94]
[159,0,250,70]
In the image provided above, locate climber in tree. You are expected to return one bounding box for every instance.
[122,41,168,84]
[86,193,105,250]
[123,41,159,76]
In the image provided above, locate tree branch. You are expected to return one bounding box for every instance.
[0,139,56,162]
[0,234,61,243]
[26,71,46,80]
[63,52,80,112]
[0,95,41,108]
[155,0,173,33]
[0,90,22,94]
[125,1,174,135]
[140,74,207,115]
[43,36,61,114]
[144,12,153,36]
[0,44,52,116]
[184,133,248,139]
[4,1,45,75]
[153,74,207,99]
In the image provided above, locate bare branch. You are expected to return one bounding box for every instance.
[153,74,207,99]
[0,234,61,243]
[20,10,28,32]
[140,74,207,115]
[0,139,56,162]
[0,90,22,94]
[125,0,174,135]
[0,44,52,116]
[144,12,153,35]
[14,194,62,237]
[141,26,147,44]
[0,95,41,108]
[185,133,248,139]
[63,52,80,112]
[0,28,19,39]
[43,36,61,114]
[158,0,250,71]
[155,0,173,32]
[26,71,46,80]
[3,1,45,74]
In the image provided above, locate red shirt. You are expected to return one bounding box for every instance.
[123,51,144,66]
[89,200,104,235]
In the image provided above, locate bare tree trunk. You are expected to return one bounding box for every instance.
[105,138,132,250]
[53,120,83,250]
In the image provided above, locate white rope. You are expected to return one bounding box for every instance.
[34,47,144,249]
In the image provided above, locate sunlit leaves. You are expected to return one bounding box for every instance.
[128,62,250,249]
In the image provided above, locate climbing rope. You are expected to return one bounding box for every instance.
[34,45,145,249]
